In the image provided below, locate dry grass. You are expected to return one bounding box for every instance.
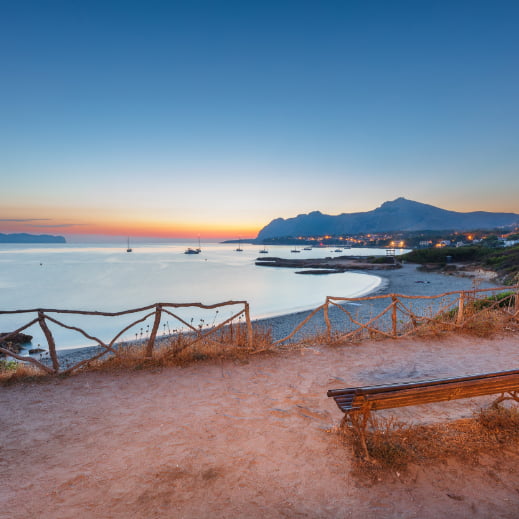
[411,297,519,339]
[341,404,519,480]
[88,323,275,373]
[0,323,275,383]
[1,291,517,381]
[0,361,54,386]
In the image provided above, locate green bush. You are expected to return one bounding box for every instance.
[0,359,18,372]
[472,292,515,310]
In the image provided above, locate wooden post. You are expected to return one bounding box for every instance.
[38,311,59,373]
[457,292,465,325]
[145,305,162,358]
[323,297,331,342]
[391,296,398,337]
[244,303,253,349]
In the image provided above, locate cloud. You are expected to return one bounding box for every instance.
[0,218,88,229]
[0,218,51,222]
[31,223,88,228]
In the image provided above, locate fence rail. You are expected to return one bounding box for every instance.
[0,301,253,375]
[1,286,518,375]
[272,285,519,344]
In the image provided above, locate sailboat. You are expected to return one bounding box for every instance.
[235,238,243,252]
[259,241,268,254]
[290,245,300,253]
[126,237,132,253]
[185,237,201,254]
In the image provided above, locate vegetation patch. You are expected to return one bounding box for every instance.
[76,324,274,373]
[341,404,519,480]
[401,245,519,284]
[420,292,518,338]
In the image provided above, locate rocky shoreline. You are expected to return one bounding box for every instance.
[255,255,399,274]
[254,262,500,342]
[40,262,503,369]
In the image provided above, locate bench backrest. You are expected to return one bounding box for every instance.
[328,369,519,412]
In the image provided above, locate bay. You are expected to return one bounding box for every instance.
[0,242,403,350]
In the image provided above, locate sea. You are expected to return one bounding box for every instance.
[0,242,406,351]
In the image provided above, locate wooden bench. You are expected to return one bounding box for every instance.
[328,369,519,458]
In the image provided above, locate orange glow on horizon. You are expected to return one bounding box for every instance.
[0,218,261,240]
[0,201,263,240]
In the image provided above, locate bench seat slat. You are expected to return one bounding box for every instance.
[328,371,519,414]
[327,368,519,399]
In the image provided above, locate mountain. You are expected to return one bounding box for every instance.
[0,233,66,244]
[256,198,519,240]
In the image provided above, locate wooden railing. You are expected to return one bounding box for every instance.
[0,301,253,375]
[273,286,519,344]
[1,286,517,375]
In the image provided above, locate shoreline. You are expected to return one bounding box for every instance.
[254,262,499,342]
[50,263,500,367]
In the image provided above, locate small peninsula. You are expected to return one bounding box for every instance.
[0,233,66,244]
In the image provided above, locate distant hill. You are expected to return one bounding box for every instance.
[0,233,66,244]
[256,198,519,240]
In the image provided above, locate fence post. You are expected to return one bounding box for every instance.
[145,305,162,358]
[323,297,331,342]
[456,293,465,325]
[244,303,253,349]
[391,296,398,337]
[38,311,60,373]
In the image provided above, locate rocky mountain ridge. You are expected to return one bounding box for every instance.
[256,198,519,240]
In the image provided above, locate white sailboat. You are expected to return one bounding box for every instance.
[185,237,202,255]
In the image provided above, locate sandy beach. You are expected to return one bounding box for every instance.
[54,262,499,366]
[2,264,518,518]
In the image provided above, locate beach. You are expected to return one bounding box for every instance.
[256,262,498,342]
[53,262,499,367]
[2,332,519,518]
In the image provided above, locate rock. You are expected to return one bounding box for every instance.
[0,332,33,345]
[0,332,33,356]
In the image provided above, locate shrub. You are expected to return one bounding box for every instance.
[343,403,519,479]
[0,359,18,372]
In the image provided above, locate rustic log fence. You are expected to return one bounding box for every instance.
[272,285,519,345]
[0,301,253,375]
[1,286,517,375]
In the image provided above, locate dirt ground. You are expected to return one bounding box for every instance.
[2,333,519,518]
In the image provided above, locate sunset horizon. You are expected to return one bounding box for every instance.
[2,195,519,243]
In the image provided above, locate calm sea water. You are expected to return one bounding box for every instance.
[0,242,403,350]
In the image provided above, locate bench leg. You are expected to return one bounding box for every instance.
[343,409,372,461]
[492,391,519,407]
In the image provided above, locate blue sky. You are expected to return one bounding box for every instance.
[1,0,518,240]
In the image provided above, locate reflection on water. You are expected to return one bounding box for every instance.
[0,242,403,349]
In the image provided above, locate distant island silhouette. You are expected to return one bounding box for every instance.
[0,233,66,244]
[256,198,519,240]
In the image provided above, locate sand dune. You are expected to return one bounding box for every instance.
[2,333,519,518]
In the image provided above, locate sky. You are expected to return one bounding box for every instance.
[1,0,518,241]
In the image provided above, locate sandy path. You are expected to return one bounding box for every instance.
[2,333,519,518]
